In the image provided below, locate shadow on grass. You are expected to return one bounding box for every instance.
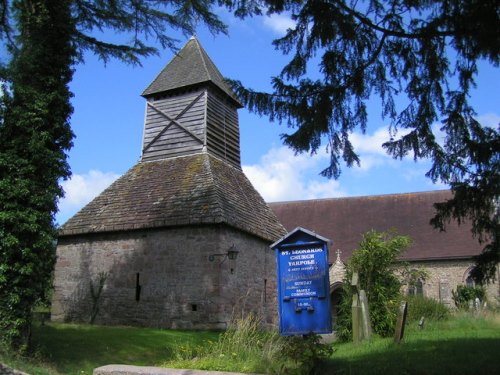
[327,337,500,375]
[32,323,219,375]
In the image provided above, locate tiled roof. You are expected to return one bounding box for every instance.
[141,37,242,107]
[60,154,285,242]
[269,190,484,262]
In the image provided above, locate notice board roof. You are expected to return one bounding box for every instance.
[271,226,330,249]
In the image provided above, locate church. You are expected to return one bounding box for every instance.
[51,38,498,329]
[269,191,498,316]
[51,37,286,329]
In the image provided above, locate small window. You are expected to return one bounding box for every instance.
[463,266,482,288]
[191,304,198,312]
[408,279,424,296]
[135,273,141,302]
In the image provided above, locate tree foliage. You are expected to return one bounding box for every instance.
[228,0,500,280]
[0,0,75,351]
[0,0,225,351]
[335,230,411,341]
[452,285,486,310]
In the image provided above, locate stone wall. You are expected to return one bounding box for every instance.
[403,259,499,307]
[327,258,499,311]
[51,224,277,329]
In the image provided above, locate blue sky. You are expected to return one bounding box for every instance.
[57,10,500,225]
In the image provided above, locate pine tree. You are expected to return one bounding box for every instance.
[0,0,225,351]
[228,0,499,280]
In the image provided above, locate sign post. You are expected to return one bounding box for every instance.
[271,227,332,336]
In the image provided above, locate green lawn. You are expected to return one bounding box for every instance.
[329,314,500,375]
[1,313,499,375]
[1,323,219,375]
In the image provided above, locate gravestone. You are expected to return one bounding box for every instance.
[359,290,372,338]
[439,279,452,306]
[394,300,408,344]
[351,271,372,342]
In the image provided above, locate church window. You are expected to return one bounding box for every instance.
[408,278,424,296]
[466,275,475,288]
[463,267,479,288]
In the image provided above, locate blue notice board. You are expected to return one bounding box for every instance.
[271,227,332,336]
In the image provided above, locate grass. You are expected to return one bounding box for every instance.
[329,312,500,375]
[1,323,219,375]
[162,314,290,374]
[1,312,499,375]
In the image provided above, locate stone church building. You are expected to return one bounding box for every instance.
[270,191,499,315]
[51,37,286,329]
[52,38,498,329]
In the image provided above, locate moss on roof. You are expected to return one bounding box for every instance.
[60,154,285,242]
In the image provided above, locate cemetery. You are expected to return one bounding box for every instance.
[51,37,498,332]
[2,37,498,375]
[0,0,498,370]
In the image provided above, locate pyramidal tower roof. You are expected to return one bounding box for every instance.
[59,38,285,242]
[142,36,242,107]
[59,154,285,241]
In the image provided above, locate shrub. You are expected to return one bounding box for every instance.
[280,334,333,375]
[335,230,412,341]
[406,295,449,322]
[452,285,486,310]
[335,289,354,342]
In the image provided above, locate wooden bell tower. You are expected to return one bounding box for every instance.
[141,36,242,169]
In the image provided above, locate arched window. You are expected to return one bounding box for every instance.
[466,275,475,288]
[408,278,424,296]
[463,266,479,288]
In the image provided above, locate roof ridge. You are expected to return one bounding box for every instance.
[140,48,181,97]
[268,189,452,205]
[208,155,286,240]
[192,37,216,85]
[204,154,225,220]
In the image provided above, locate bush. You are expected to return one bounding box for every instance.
[335,289,354,342]
[452,285,486,310]
[280,334,333,375]
[335,230,412,341]
[406,295,449,322]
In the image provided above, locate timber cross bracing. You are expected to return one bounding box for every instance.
[140,37,242,167]
[143,91,206,154]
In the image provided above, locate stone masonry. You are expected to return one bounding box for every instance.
[403,260,499,307]
[52,225,278,329]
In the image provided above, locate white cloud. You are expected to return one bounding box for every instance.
[263,14,295,34]
[57,170,120,222]
[476,112,500,129]
[243,147,346,202]
[350,127,392,156]
[348,126,416,172]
